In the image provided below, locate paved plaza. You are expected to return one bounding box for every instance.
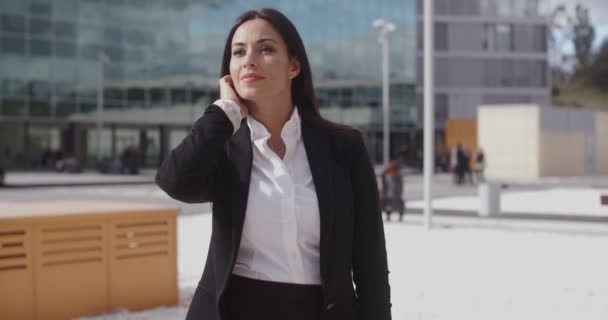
[74,212,608,320]
[2,173,608,319]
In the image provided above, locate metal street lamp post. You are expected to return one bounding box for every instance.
[423,0,435,229]
[373,18,396,167]
[96,51,110,164]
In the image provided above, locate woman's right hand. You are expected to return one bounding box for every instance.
[219,75,248,117]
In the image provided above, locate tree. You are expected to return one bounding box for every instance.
[572,4,595,73]
[549,3,595,76]
[589,40,608,90]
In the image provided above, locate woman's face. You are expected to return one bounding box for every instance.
[229,18,300,103]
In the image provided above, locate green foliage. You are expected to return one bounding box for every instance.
[588,40,608,91]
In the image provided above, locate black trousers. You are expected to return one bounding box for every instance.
[225,274,323,320]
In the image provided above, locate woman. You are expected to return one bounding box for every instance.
[156,8,391,320]
[380,161,405,222]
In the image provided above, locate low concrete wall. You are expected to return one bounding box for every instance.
[596,112,608,174]
[539,131,586,176]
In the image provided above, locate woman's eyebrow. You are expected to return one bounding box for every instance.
[232,38,277,47]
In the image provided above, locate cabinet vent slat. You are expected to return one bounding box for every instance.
[116,250,168,260]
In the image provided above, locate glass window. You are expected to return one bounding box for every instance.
[56,99,76,117]
[497,2,513,17]
[2,78,26,97]
[29,18,52,36]
[79,24,103,43]
[191,89,207,104]
[53,58,78,82]
[495,24,513,51]
[0,1,28,14]
[53,80,76,98]
[534,25,547,52]
[104,87,124,101]
[28,58,51,80]
[2,35,26,54]
[1,14,26,33]
[435,0,449,15]
[103,27,123,43]
[127,87,145,102]
[80,43,101,60]
[29,80,51,99]
[104,45,124,61]
[150,88,167,105]
[500,60,514,87]
[1,98,26,116]
[54,41,77,57]
[104,63,124,81]
[30,38,52,56]
[170,88,187,104]
[54,20,76,39]
[126,48,144,62]
[480,0,497,16]
[125,29,151,46]
[29,2,52,16]
[435,93,448,123]
[78,61,97,83]
[53,0,78,20]
[435,22,448,50]
[78,2,102,25]
[79,100,96,114]
[30,100,51,117]
[106,0,126,6]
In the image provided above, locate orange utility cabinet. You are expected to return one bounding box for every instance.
[0,201,179,320]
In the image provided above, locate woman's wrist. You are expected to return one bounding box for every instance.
[213,99,244,134]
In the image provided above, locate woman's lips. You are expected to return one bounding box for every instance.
[240,75,264,83]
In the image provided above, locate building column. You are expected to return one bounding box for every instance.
[139,129,147,167]
[23,122,30,169]
[70,123,83,163]
[111,125,117,160]
[158,125,169,168]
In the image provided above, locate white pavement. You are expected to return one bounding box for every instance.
[409,187,608,217]
[78,188,608,320]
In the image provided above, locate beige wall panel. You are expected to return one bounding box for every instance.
[539,131,586,176]
[478,104,540,180]
[596,112,608,174]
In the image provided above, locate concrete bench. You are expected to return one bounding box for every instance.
[0,201,179,320]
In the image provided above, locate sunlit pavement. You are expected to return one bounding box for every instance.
[78,206,608,320]
[3,176,607,319]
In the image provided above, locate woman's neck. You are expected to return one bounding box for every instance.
[247,95,294,137]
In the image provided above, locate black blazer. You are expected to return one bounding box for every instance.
[156,105,391,320]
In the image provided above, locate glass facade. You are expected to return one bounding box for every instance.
[0,0,417,168]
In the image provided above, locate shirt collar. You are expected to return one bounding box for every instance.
[246,106,302,143]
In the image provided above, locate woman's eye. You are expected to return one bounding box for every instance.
[232,49,244,56]
[260,46,274,53]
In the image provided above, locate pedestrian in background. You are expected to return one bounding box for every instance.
[463,147,474,184]
[455,143,467,185]
[475,148,486,183]
[381,160,405,222]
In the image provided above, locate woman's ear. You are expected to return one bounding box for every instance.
[289,57,301,79]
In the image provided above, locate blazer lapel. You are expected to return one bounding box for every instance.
[228,119,253,245]
[302,119,335,287]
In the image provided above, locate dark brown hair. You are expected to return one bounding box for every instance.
[220,8,320,121]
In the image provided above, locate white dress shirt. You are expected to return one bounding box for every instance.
[213,99,321,285]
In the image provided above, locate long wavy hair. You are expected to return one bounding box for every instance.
[220,8,320,122]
